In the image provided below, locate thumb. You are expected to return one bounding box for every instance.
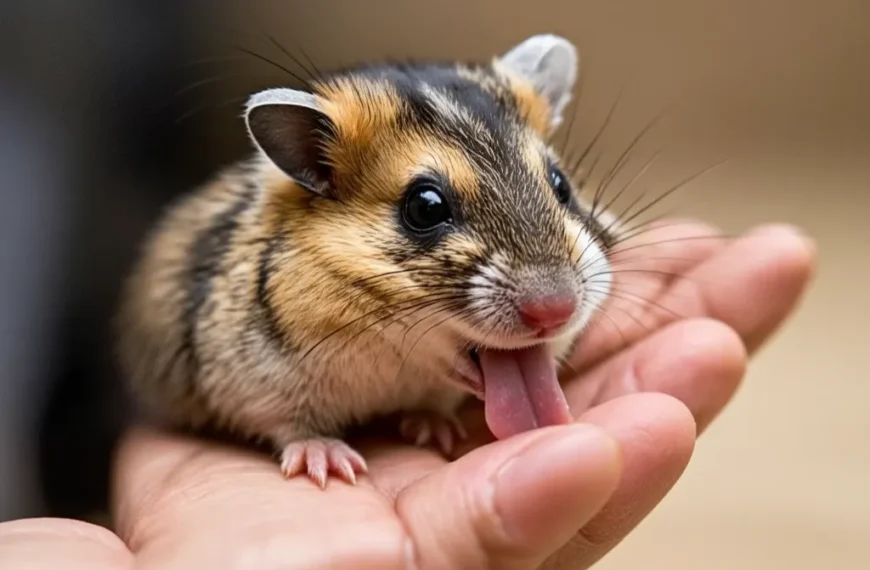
[397,423,622,570]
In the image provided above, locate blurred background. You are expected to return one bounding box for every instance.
[0,0,867,567]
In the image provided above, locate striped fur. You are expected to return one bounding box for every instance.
[115,35,615,467]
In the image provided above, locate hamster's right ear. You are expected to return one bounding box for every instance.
[245,88,335,197]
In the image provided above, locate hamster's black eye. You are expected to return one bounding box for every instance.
[402,180,452,232]
[548,165,572,205]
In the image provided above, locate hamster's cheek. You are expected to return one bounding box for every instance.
[564,217,593,265]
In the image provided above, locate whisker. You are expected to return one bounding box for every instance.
[446,306,502,384]
[615,158,730,232]
[297,293,464,365]
[350,267,448,287]
[612,206,687,240]
[164,74,244,105]
[586,286,684,320]
[394,304,476,382]
[568,151,610,262]
[595,147,665,232]
[369,298,468,374]
[267,34,320,83]
[340,282,461,320]
[568,84,626,178]
[575,150,604,190]
[353,293,464,340]
[398,300,465,353]
[297,44,326,82]
[604,253,707,268]
[589,307,629,350]
[584,268,702,291]
[366,295,472,376]
[587,267,688,280]
[591,110,668,220]
[603,232,735,260]
[588,301,645,346]
[174,96,247,124]
[233,44,310,86]
[556,97,582,156]
[326,297,463,379]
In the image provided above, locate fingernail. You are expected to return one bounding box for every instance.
[492,425,620,546]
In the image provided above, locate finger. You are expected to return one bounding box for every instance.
[573,219,725,368]
[573,223,815,370]
[673,224,816,353]
[566,318,746,433]
[0,518,133,569]
[112,429,407,569]
[398,423,622,570]
[542,393,697,570]
[606,218,724,289]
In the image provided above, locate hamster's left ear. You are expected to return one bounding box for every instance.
[495,34,579,130]
[244,88,335,197]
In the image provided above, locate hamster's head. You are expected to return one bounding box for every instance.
[246,34,614,439]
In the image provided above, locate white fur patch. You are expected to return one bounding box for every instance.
[565,219,612,331]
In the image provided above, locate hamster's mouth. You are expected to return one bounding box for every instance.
[462,346,573,440]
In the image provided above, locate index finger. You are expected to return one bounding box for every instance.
[571,222,815,371]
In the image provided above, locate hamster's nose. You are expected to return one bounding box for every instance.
[517,294,576,330]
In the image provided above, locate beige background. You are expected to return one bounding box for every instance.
[201,1,869,567]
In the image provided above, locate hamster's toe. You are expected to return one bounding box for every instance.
[279,438,368,488]
[399,410,468,456]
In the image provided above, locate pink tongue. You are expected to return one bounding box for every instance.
[480,345,574,440]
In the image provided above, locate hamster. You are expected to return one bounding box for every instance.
[115,34,616,488]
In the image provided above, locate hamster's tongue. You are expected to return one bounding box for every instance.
[480,345,573,440]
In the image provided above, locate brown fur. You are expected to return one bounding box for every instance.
[116,39,615,480]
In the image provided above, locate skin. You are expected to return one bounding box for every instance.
[0,221,815,569]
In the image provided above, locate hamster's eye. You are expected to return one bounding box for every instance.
[548,165,572,205]
[402,180,453,232]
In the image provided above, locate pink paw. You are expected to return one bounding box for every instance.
[399,411,468,455]
[280,438,368,488]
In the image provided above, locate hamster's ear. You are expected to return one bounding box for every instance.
[245,88,334,197]
[495,34,579,129]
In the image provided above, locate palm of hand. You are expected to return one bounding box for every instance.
[0,221,814,570]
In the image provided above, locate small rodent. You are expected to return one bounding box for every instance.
[116,34,617,488]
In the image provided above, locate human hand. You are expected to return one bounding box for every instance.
[0,221,815,569]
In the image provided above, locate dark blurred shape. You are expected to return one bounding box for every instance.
[0,0,240,520]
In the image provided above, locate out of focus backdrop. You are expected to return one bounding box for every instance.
[0,0,867,568]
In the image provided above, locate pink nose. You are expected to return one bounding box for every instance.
[517,295,577,330]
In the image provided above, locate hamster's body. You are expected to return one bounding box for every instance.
[120,158,468,444]
[117,34,616,487]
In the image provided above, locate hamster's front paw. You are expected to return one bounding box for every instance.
[399,410,468,456]
[279,438,368,488]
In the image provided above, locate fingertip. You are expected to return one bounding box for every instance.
[746,223,818,278]
[735,223,818,352]
[747,222,816,247]
[492,424,622,551]
[399,423,624,569]
[581,392,697,473]
[576,317,747,433]
[547,393,699,566]
[641,318,747,432]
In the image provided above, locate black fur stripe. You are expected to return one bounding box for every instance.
[181,179,257,390]
[255,232,293,350]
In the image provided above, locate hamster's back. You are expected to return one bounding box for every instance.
[116,161,266,428]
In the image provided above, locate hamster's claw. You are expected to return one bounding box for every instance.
[399,411,468,456]
[279,438,368,488]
